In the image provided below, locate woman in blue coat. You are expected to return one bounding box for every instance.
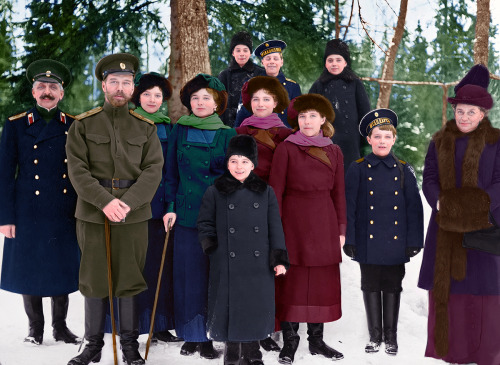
[163,74,236,359]
[0,59,80,346]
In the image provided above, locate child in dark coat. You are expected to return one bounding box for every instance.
[197,134,289,365]
[344,108,424,356]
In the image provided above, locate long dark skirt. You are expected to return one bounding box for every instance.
[275,264,341,323]
[104,219,176,334]
[425,291,500,365]
[173,225,210,342]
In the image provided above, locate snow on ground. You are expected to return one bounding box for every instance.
[0,195,447,365]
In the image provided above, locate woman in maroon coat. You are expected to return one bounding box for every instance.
[236,76,292,183]
[269,94,346,364]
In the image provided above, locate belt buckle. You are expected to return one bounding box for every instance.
[112,178,120,190]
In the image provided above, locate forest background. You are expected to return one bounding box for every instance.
[1,0,500,181]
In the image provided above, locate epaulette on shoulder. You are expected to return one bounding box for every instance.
[64,113,77,119]
[75,107,103,120]
[285,78,297,84]
[356,157,365,163]
[130,109,154,125]
[8,112,27,121]
[399,159,407,165]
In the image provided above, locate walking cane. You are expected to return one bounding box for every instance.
[105,217,119,365]
[145,218,173,360]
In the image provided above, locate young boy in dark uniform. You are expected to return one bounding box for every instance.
[344,109,424,356]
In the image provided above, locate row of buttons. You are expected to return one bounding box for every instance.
[229,227,260,233]
[228,203,259,209]
[229,250,261,258]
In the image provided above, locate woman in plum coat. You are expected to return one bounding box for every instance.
[269,94,346,364]
[418,64,500,365]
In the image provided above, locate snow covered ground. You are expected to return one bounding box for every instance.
[0,196,447,365]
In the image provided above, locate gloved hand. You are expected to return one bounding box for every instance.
[343,244,356,259]
[406,247,421,258]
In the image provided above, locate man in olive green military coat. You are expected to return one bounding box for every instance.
[65,53,163,365]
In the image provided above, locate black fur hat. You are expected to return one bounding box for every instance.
[230,31,253,54]
[132,72,172,106]
[324,39,351,65]
[226,135,258,167]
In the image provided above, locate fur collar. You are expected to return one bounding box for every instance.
[318,66,359,84]
[229,58,257,72]
[214,171,267,194]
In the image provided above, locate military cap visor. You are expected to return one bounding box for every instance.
[359,108,398,137]
[95,53,139,81]
[26,59,71,88]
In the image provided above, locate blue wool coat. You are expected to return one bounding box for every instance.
[151,122,172,219]
[0,107,80,296]
[234,72,302,128]
[345,153,424,265]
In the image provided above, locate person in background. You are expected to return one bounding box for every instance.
[235,40,301,128]
[0,59,80,346]
[218,31,265,127]
[309,39,371,168]
[344,108,424,356]
[269,94,346,364]
[163,73,236,360]
[417,64,500,365]
[66,53,163,365]
[197,134,289,365]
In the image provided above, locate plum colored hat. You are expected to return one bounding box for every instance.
[358,108,398,137]
[132,72,172,105]
[287,94,335,129]
[180,73,228,115]
[448,64,493,110]
[241,76,289,113]
[226,134,258,167]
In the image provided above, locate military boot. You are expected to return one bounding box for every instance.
[118,296,145,365]
[241,341,263,365]
[224,341,241,365]
[52,295,80,344]
[22,295,44,345]
[383,292,401,356]
[363,291,382,353]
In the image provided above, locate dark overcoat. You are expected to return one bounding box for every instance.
[235,126,292,182]
[218,59,265,127]
[234,72,302,128]
[418,122,500,295]
[345,153,424,265]
[151,122,172,219]
[309,69,371,168]
[0,107,80,296]
[197,172,289,342]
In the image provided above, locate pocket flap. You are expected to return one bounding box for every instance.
[86,133,110,144]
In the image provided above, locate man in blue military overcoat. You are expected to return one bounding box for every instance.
[0,59,80,345]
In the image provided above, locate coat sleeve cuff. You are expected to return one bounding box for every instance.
[167,202,175,213]
[338,223,346,236]
[200,236,218,255]
[270,249,290,270]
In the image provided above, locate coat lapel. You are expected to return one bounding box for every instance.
[35,109,69,144]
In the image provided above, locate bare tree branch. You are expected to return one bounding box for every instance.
[357,0,389,56]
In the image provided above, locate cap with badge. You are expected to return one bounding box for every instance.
[254,40,287,59]
[358,108,398,137]
[26,59,72,88]
[95,53,139,81]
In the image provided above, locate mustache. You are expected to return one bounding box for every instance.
[40,94,55,100]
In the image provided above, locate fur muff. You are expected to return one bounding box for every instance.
[241,76,289,113]
[180,74,228,115]
[226,134,258,166]
[431,117,500,357]
[287,93,335,129]
[214,171,267,195]
[132,73,172,105]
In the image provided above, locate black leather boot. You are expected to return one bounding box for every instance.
[307,323,343,360]
[383,291,401,356]
[200,340,219,359]
[260,336,280,352]
[224,342,241,365]
[363,291,382,353]
[180,341,199,356]
[22,295,44,345]
[118,296,145,365]
[153,330,182,343]
[67,297,106,365]
[52,295,80,344]
[241,341,263,365]
[278,322,299,364]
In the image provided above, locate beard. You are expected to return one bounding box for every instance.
[105,90,131,107]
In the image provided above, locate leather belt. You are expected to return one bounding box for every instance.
[99,178,136,190]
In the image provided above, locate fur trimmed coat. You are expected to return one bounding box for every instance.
[197,172,289,342]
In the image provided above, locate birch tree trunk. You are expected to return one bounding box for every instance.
[473,0,490,66]
[375,0,408,109]
[168,0,211,122]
